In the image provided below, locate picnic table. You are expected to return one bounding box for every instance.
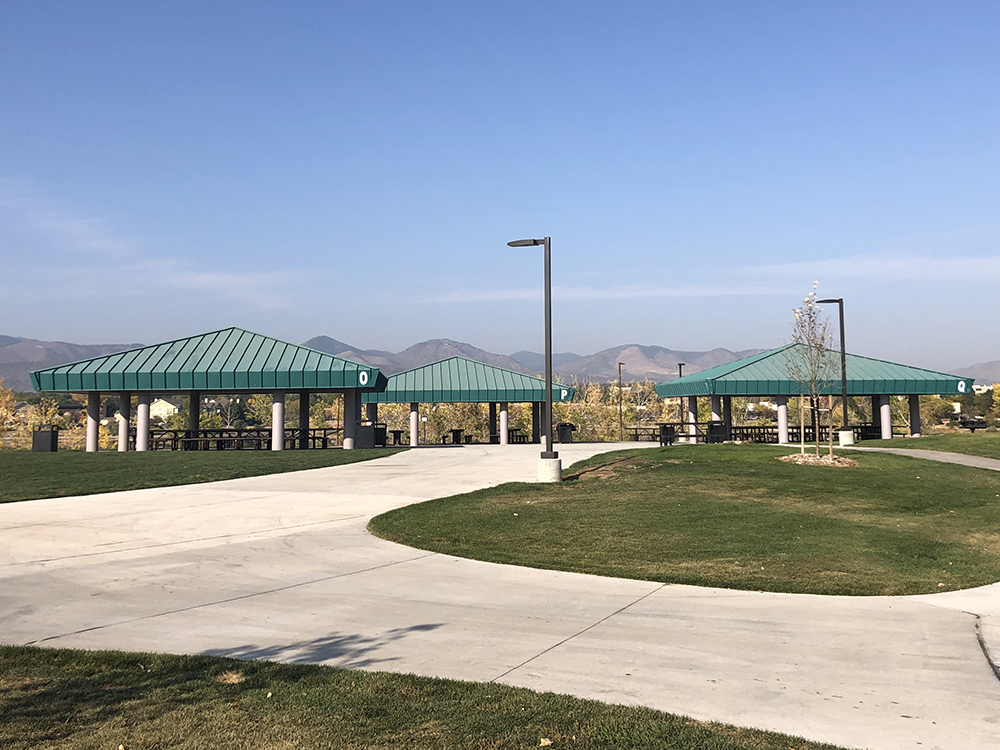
[441,428,465,444]
[627,426,660,441]
[389,429,406,445]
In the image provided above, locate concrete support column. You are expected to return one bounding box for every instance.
[117,392,131,452]
[136,392,150,451]
[722,396,733,439]
[711,396,722,423]
[777,396,789,444]
[299,391,310,449]
[880,395,892,440]
[188,391,201,451]
[531,403,541,444]
[909,395,921,437]
[271,391,285,451]
[188,391,200,432]
[86,392,100,452]
[687,396,698,442]
[499,402,509,445]
[366,402,378,421]
[489,402,498,443]
[343,391,359,449]
[409,403,419,447]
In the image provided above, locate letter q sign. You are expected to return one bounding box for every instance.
[957,380,966,393]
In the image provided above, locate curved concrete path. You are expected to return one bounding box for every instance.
[2,443,999,750]
[849,445,1000,686]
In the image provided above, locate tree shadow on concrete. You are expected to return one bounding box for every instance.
[203,622,444,669]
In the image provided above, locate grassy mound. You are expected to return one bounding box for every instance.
[370,444,1000,595]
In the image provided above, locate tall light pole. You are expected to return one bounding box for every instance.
[817,297,848,428]
[676,363,685,423]
[508,237,558,468]
[618,362,624,442]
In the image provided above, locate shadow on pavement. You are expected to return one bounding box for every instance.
[204,622,444,669]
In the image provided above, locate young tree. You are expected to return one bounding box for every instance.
[784,282,839,456]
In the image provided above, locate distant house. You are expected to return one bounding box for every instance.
[149,398,182,420]
[57,399,84,416]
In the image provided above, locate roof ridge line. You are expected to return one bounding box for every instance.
[391,355,567,384]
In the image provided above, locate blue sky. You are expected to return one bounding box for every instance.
[2,1,998,370]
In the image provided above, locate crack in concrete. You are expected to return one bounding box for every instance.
[24,551,437,646]
[490,583,666,683]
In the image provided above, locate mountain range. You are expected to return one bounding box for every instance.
[5,331,994,393]
[954,361,1000,385]
[0,335,144,392]
[301,336,763,382]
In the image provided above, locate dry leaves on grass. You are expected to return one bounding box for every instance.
[778,454,859,468]
[214,671,245,684]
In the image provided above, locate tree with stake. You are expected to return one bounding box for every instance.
[785,283,839,457]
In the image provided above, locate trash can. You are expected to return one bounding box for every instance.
[355,421,387,449]
[658,424,675,446]
[837,429,855,447]
[556,422,576,443]
[707,422,727,443]
[32,425,59,452]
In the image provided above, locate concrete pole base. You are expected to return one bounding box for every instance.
[538,457,562,483]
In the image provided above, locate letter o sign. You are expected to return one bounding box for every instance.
[359,370,369,386]
[957,380,966,393]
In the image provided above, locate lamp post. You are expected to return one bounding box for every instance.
[676,362,685,423]
[618,362,624,442]
[508,237,559,477]
[817,297,848,428]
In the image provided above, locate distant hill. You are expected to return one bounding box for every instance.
[510,351,583,373]
[0,336,144,391]
[955,361,1000,385]
[0,331,774,391]
[304,335,764,382]
[306,336,529,376]
[548,344,766,382]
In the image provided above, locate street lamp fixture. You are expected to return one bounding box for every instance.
[507,236,558,464]
[817,297,848,429]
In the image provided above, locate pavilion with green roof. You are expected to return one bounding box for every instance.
[654,344,974,443]
[30,327,386,452]
[361,356,575,446]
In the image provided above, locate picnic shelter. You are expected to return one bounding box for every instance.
[654,344,974,443]
[30,327,387,452]
[361,356,575,446]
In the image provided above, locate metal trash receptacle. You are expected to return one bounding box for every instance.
[556,422,576,443]
[658,424,675,446]
[32,425,59,452]
[355,421,387,449]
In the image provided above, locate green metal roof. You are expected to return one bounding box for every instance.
[654,344,974,397]
[30,327,387,393]
[362,357,576,404]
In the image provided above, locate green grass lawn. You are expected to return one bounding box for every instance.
[0,448,403,504]
[865,431,1000,461]
[0,645,845,750]
[370,444,1000,596]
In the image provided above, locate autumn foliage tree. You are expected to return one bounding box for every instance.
[784,283,839,456]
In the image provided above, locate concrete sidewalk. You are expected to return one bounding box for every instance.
[2,443,999,750]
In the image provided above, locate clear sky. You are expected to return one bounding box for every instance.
[2,1,998,370]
